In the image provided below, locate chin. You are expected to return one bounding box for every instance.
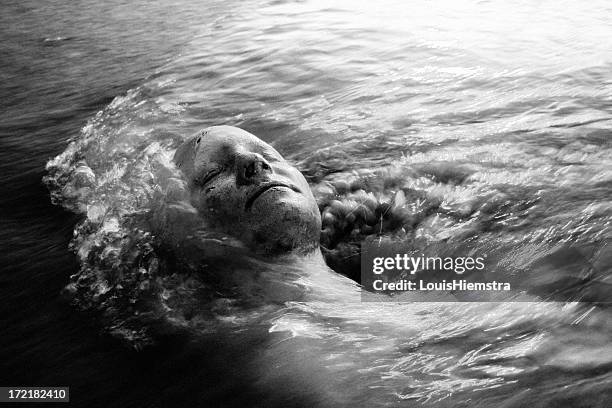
[247,198,322,256]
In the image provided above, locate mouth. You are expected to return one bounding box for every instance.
[245,182,300,211]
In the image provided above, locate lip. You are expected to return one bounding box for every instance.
[245,182,300,211]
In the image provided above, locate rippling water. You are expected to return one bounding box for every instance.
[2,0,612,406]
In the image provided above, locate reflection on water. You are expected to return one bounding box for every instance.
[3,0,612,406]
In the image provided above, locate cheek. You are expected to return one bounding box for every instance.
[285,167,311,191]
[194,178,243,216]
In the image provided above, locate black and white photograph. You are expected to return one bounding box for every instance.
[1,0,611,406]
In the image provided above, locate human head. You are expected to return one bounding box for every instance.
[174,126,321,255]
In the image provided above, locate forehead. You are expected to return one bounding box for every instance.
[196,126,282,161]
[201,126,262,148]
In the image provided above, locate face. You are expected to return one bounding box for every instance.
[174,126,321,255]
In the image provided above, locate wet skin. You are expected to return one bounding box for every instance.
[173,126,321,255]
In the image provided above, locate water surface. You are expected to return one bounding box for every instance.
[2,0,612,406]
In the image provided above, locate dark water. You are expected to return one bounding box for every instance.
[2,0,612,407]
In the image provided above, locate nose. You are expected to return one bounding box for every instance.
[236,152,272,185]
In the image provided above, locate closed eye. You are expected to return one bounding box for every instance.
[195,168,222,186]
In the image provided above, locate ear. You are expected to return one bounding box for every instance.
[173,134,201,178]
